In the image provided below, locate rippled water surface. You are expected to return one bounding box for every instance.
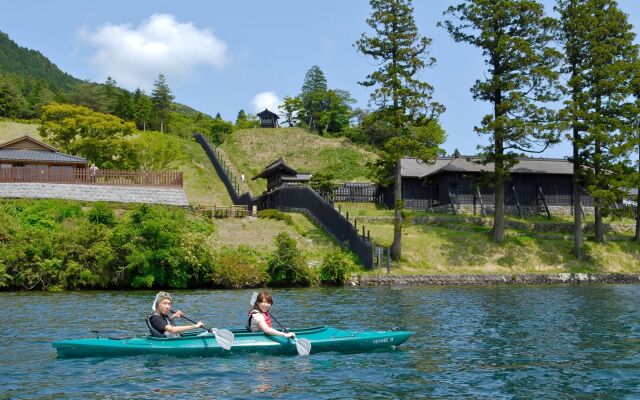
[2,285,640,399]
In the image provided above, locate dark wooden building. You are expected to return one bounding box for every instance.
[257,109,279,128]
[384,157,594,215]
[252,158,310,192]
[0,135,87,174]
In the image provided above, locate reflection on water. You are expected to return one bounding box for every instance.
[2,285,640,399]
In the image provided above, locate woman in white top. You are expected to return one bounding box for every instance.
[248,291,295,338]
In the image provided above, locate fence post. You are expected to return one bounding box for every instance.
[386,247,390,274]
[354,219,357,231]
[367,230,370,241]
[362,226,365,239]
[346,212,349,222]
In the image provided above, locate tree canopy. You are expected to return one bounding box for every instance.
[356,0,445,260]
[38,102,136,169]
[442,0,561,243]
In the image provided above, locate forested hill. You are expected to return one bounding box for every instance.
[0,31,214,136]
[0,31,80,91]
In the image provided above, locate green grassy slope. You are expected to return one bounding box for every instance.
[0,120,42,141]
[220,127,378,194]
[339,203,640,274]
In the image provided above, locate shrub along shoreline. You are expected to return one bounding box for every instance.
[0,199,357,291]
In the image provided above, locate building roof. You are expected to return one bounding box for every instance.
[0,135,59,152]
[0,149,87,164]
[401,156,574,178]
[281,173,311,182]
[256,108,279,119]
[252,158,298,180]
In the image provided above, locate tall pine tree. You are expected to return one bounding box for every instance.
[558,0,639,244]
[356,0,445,260]
[442,0,561,243]
[300,65,328,130]
[151,74,174,133]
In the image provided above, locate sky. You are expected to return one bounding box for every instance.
[1,0,639,158]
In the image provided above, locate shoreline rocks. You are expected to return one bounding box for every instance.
[352,273,640,287]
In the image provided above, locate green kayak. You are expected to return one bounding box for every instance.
[52,326,412,358]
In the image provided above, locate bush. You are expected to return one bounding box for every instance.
[88,202,116,226]
[258,209,293,225]
[320,249,357,286]
[0,199,219,290]
[267,232,313,286]
[210,246,267,288]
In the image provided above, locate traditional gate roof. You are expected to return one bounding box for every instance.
[252,157,298,180]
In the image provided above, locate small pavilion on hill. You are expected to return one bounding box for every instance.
[0,135,87,173]
[252,158,310,192]
[257,109,279,128]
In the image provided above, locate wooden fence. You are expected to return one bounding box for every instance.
[0,167,183,187]
[195,205,248,218]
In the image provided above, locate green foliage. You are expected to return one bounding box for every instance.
[297,66,354,134]
[38,102,137,169]
[87,202,116,227]
[557,0,640,243]
[442,0,561,243]
[209,114,235,144]
[279,96,303,127]
[235,109,260,129]
[0,31,80,92]
[267,232,314,286]
[357,0,446,259]
[131,131,186,171]
[320,249,356,285]
[132,88,153,131]
[309,171,338,194]
[0,199,220,290]
[258,209,294,225]
[210,246,268,288]
[151,74,174,133]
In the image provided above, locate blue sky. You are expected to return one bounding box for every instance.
[1,0,639,158]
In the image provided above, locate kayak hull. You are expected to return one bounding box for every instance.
[52,326,412,358]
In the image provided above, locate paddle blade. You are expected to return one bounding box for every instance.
[249,292,259,306]
[294,338,311,356]
[212,328,234,351]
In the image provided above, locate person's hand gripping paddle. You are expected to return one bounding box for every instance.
[249,292,311,356]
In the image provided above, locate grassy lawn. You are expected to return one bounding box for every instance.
[220,127,378,195]
[0,120,42,141]
[178,138,232,207]
[212,212,340,266]
[336,203,640,274]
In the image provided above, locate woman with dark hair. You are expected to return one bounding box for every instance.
[248,291,295,339]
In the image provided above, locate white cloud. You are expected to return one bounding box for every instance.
[82,14,228,90]
[251,91,282,114]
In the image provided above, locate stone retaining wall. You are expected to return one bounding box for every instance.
[0,183,189,207]
[354,273,640,287]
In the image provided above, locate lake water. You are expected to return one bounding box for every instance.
[2,285,640,399]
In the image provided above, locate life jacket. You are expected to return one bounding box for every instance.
[247,310,272,331]
[147,314,180,338]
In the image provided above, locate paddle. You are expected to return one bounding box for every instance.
[171,311,234,351]
[249,292,312,356]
